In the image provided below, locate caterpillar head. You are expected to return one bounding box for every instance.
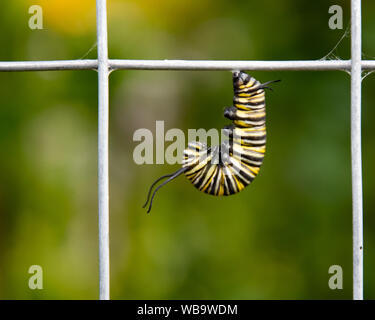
[232,70,250,87]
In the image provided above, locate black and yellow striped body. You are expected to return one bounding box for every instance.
[182,71,267,196]
[143,71,278,212]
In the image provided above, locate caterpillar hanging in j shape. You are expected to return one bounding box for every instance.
[143,71,280,213]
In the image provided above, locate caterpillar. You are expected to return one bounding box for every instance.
[143,71,279,213]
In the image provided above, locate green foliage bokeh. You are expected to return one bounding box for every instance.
[0,0,374,299]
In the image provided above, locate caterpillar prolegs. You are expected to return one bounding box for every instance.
[143,71,279,213]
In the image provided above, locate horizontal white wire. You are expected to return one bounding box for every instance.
[110,59,374,71]
[1,59,375,71]
[0,60,98,71]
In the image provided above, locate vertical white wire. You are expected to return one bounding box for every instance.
[96,0,110,300]
[351,0,363,300]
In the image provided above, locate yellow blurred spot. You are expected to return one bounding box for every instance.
[25,0,97,35]
[135,0,215,29]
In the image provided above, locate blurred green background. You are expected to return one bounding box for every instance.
[0,0,374,299]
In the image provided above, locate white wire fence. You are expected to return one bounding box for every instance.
[0,0,367,300]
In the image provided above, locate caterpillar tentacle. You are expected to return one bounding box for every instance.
[144,167,188,214]
[143,172,178,209]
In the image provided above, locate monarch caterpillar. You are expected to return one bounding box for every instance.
[143,71,279,213]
